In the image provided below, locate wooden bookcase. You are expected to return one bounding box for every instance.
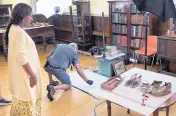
[108,0,158,60]
[70,1,93,47]
[0,4,12,60]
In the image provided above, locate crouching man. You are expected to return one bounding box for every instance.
[44,43,93,101]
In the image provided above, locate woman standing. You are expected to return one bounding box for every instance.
[5,3,43,116]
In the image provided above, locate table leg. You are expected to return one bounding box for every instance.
[166,107,170,116]
[107,100,111,116]
[127,109,130,114]
[156,60,160,73]
[153,109,159,116]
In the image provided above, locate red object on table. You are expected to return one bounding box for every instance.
[101,76,122,91]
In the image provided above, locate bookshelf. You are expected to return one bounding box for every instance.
[70,1,93,47]
[108,0,158,61]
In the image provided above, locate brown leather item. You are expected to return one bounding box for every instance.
[101,76,122,91]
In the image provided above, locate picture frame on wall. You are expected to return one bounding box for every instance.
[112,59,126,76]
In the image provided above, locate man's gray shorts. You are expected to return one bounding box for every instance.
[44,64,71,85]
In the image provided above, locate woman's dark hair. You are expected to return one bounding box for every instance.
[4,3,32,45]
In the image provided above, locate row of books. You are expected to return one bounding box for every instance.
[112,35,127,46]
[112,4,128,12]
[112,35,144,49]
[131,39,141,49]
[112,14,127,23]
[131,25,149,38]
[112,24,127,34]
[131,15,147,25]
[131,4,139,13]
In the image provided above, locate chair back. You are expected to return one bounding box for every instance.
[147,35,158,50]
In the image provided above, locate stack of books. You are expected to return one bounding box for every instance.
[105,46,121,58]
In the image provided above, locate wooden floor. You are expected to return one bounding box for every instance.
[0,44,176,116]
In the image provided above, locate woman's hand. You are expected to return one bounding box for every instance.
[30,74,37,88]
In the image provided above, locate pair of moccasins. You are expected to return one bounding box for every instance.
[125,73,141,88]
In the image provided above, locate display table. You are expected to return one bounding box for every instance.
[89,68,176,116]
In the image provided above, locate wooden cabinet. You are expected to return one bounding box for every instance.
[0,4,12,28]
[157,36,176,62]
[157,36,176,74]
[70,1,93,47]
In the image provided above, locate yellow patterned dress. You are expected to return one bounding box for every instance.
[10,98,41,116]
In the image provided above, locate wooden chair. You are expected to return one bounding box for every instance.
[134,35,158,71]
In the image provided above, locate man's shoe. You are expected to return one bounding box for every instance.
[47,85,55,101]
[0,98,11,106]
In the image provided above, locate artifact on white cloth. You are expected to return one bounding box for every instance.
[101,76,122,91]
[27,22,49,28]
[112,59,126,76]
[124,73,141,88]
[83,66,98,73]
[139,80,172,97]
[166,18,176,38]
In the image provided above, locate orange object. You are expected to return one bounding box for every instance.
[136,35,158,56]
[134,35,158,71]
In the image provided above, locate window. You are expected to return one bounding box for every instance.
[35,0,72,18]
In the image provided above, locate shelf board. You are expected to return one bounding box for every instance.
[120,45,127,47]
[74,25,83,27]
[131,12,143,15]
[131,24,148,26]
[112,12,127,14]
[73,38,92,43]
[72,38,86,43]
[130,47,140,50]
[112,32,127,35]
[92,31,109,37]
[0,15,10,18]
[131,36,145,39]
[112,22,127,25]
[58,38,72,43]
[59,28,72,32]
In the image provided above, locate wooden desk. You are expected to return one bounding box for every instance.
[25,25,55,52]
[25,25,55,38]
[0,25,55,54]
